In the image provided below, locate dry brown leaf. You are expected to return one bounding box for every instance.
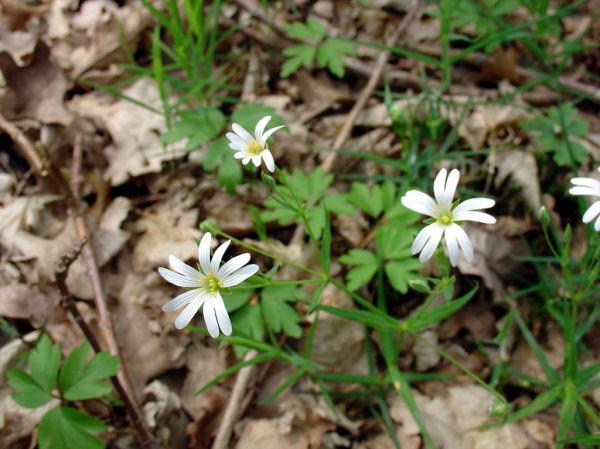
[0,21,40,67]
[142,380,182,429]
[0,284,52,325]
[69,78,181,186]
[495,149,542,212]
[234,419,309,449]
[390,385,531,449]
[0,42,72,125]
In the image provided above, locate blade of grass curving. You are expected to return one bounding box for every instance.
[505,385,561,423]
[260,368,306,404]
[556,382,577,449]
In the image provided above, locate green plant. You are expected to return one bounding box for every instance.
[281,19,356,78]
[524,102,589,167]
[7,336,119,449]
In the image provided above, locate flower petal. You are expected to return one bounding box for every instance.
[232,123,253,142]
[260,125,285,145]
[570,177,600,194]
[234,152,246,159]
[174,295,206,329]
[261,149,275,172]
[401,190,437,217]
[218,253,251,278]
[162,289,201,311]
[251,155,262,167]
[412,223,437,254]
[211,240,231,272]
[158,267,199,288]
[213,293,232,336]
[451,224,474,262]
[444,225,460,267]
[229,142,246,152]
[452,211,496,224]
[203,296,219,338]
[453,197,495,213]
[221,264,259,287]
[226,132,247,146]
[440,168,460,207]
[418,223,444,263]
[242,157,251,165]
[168,255,200,279]
[198,232,212,274]
[595,215,600,232]
[254,116,271,141]
[433,168,447,204]
[582,201,600,224]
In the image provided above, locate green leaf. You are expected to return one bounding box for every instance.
[306,203,326,240]
[161,106,225,148]
[405,284,477,331]
[7,368,54,408]
[347,183,382,217]
[231,104,285,133]
[262,296,302,338]
[323,193,355,215]
[217,151,243,193]
[281,44,316,77]
[58,342,118,401]
[307,280,327,314]
[232,304,264,341]
[384,260,423,294]
[320,207,332,274]
[203,136,229,171]
[317,304,397,330]
[283,19,326,41]
[29,335,61,393]
[224,288,254,313]
[316,38,355,78]
[339,249,377,266]
[39,406,105,449]
[375,225,414,260]
[346,264,379,290]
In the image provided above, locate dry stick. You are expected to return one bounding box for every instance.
[1,113,158,449]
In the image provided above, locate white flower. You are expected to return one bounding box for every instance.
[226,116,284,173]
[401,168,496,266]
[158,232,259,337]
[569,168,600,231]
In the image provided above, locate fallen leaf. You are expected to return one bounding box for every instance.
[495,149,542,212]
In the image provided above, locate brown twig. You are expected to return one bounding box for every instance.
[2,111,158,449]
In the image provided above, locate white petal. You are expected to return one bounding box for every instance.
[232,123,253,142]
[452,211,496,224]
[211,240,231,272]
[162,289,201,311]
[260,125,285,145]
[158,267,199,288]
[242,157,251,165]
[234,152,246,159]
[595,216,600,232]
[226,132,247,146]
[254,116,271,141]
[229,142,246,151]
[582,201,600,224]
[261,149,275,172]
[401,191,437,217]
[203,296,220,338]
[198,233,212,274]
[412,223,437,254]
[168,255,200,279]
[218,253,251,278]
[444,225,460,267]
[451,224,474,262]
[433,169,447,205]
[213,293,232,336]
[418,223,444,263]
[174,295,206,329]
[569,186,599,197]
[221,264,259,287]
[440,169,460,207]
[453,198,495,213]
[570,177,600,194]
[251,155,262,167]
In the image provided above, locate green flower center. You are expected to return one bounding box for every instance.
[437,211,454,226]
[199,273,222,294]
[247,139,263,156]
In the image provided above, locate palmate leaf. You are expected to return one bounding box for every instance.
[7,368,54,408]
[58,342,118,401]
[316,38,355,78]
[161,106,225,149]
[39,406,105,449]
[261,285,305,338]
[283,19,326,41]
[281,44,316,77]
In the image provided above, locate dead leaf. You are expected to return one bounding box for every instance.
[0,42,72,125]
[0,284,52,324]
[142,380,182,429]
[234,419,309,449]
[495,149,542,212]
[69,77,181,186]
[0,21,40,67]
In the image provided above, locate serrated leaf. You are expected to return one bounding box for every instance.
[306,203,326,240]
[231,304,264,358]
[58,342,118,401]
[323,193,355,215]
[262,284,305,302]
[161,106,225,148]
[315,38,355,78]
[384,260,423,294]
[281,45,316,77]
[376,225,415,260]
[348,183,382,217]
[7,368,54,408]
[283,19,325,41]
[224,289,254,313]
[29,335,61,394]
[217,151,243,193]
[203,136,229,171]
[262,296,302,338]
[339,249,377,266]
[39,406,105,449]
[346,264,378,290]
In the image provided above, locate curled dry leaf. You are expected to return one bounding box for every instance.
[495,149,542,212]
[69,78,181,186]
[142,380,181,429]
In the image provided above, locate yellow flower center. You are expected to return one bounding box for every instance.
[438,211,454,226]
[247,139,263,156]
[199,273,222,294]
